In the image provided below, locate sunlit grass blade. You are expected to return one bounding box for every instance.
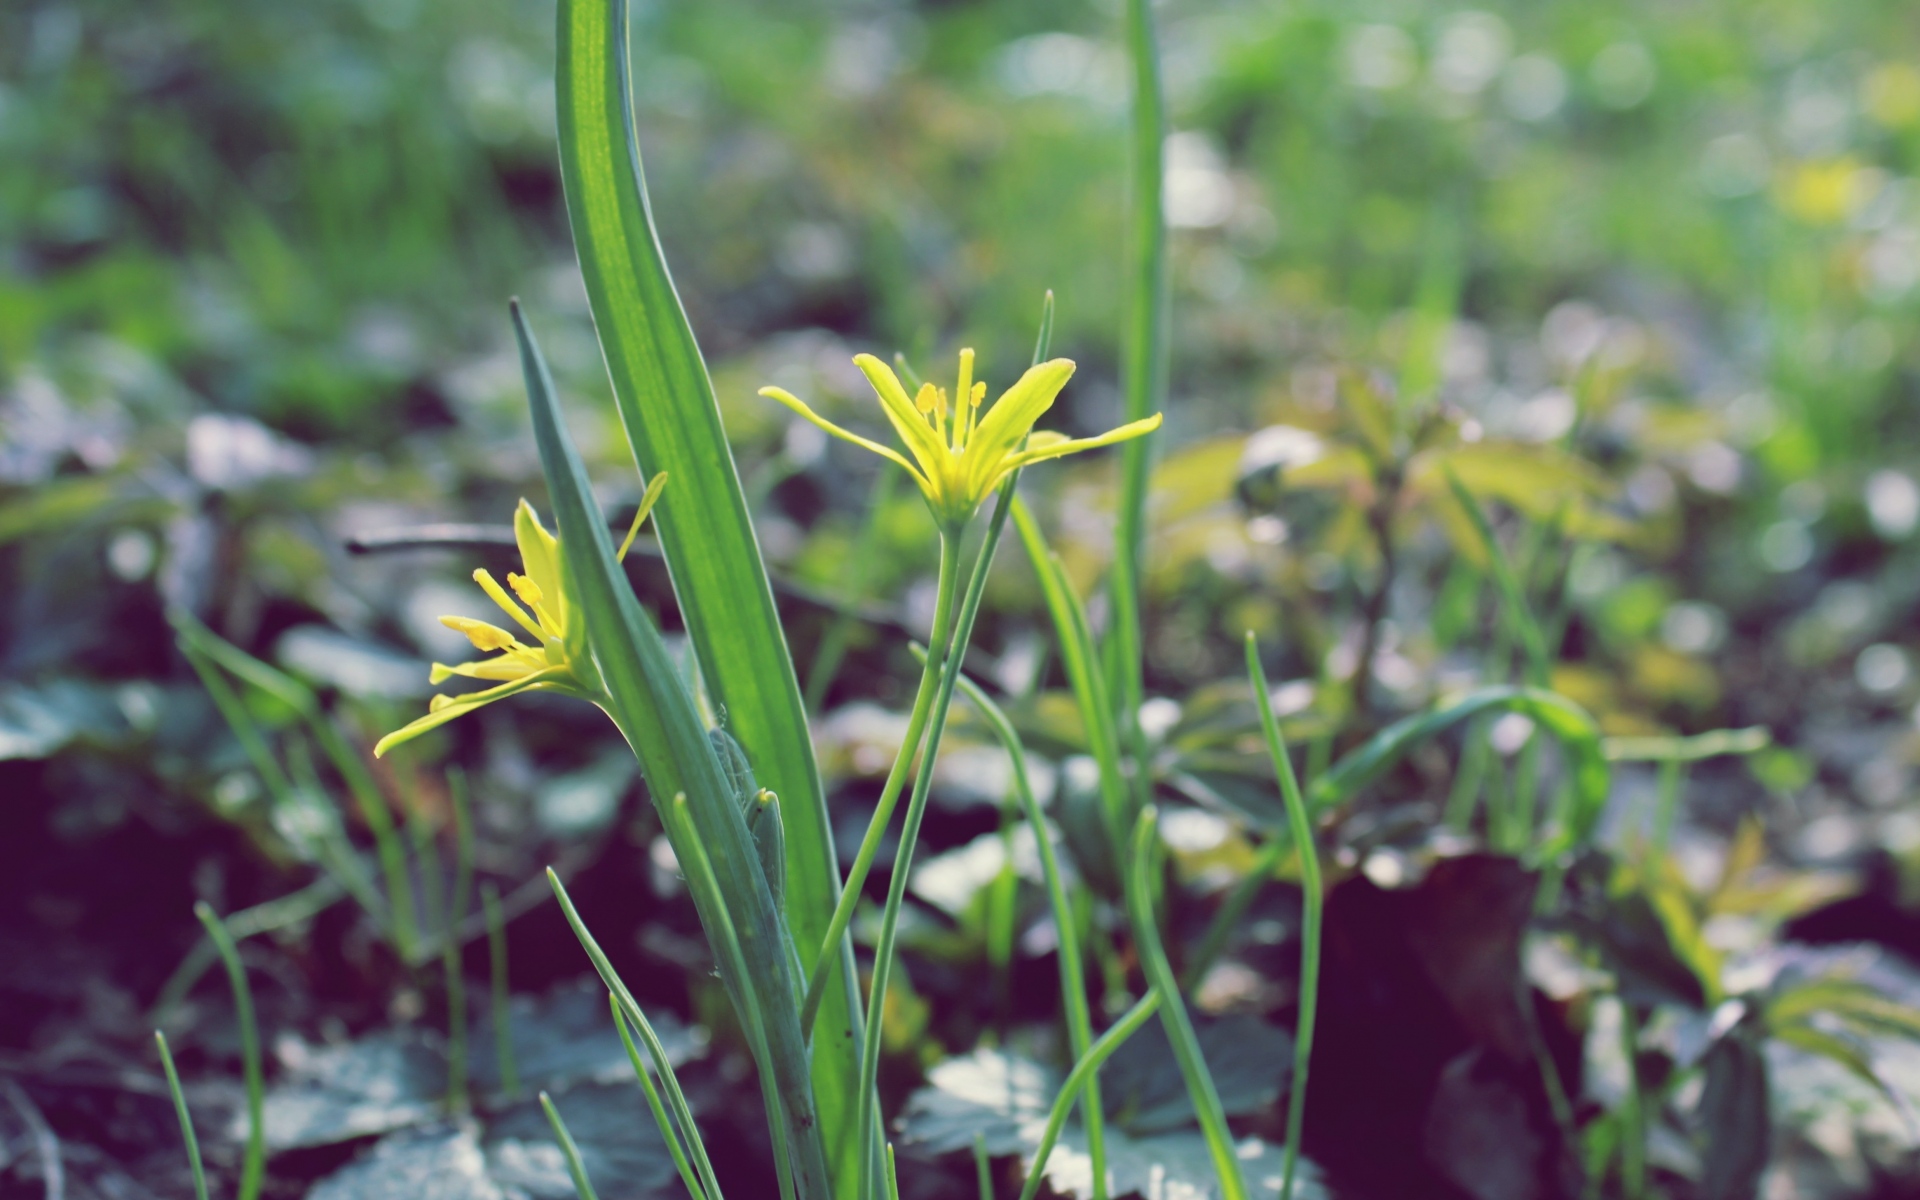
[1108,0,1167,815]
[155,1031,211,1200]
[550,871,722,1200]
[514,303,827,1197]
[1016,993,1162,1200]
[947,660,1108,1189]
[552,6,856,1178]
[1123,810,1247,1200]
[1246,635,1322,1200]
[611,993,716,1200]
[540,1091,601,1200]
[195,901,265,1200]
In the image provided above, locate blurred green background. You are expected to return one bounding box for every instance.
[6,0,1920,1193]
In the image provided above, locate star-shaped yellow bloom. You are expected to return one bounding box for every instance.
[761,350,1162,530]
[375,499,599,758]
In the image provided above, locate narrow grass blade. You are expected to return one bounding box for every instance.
[551,7,856,1179]
[1180,835,1285,994]
[552,871,722,1200]
[1123,811,1247,1200]
[154,1032,211,1200]
[150,878,345,1027]
[611,993,715,1200]
[195,902,265,1200]
[1108,0,1168,811]
[948,663,1108,1188]
[171,610,417,958]
[540,1092,601,1200]
[1246,635,1322,1200]
[1016,993,1162,1200]
[482,882,520,1098]
[515,304,828,1197]
[973,1134,992,1200]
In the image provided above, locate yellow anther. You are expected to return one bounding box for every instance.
[441,615,519,653]
[508,571,543,607]
[915,382,938,414]
[970,382,986,407]
[473,569,548,642]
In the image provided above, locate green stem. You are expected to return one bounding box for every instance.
[482,882,520,1098]
[951,670,1109,1198]
[195,902,265,1200]
[1124,810,1247,1200]
[973,1134,993,1200]
[801,533,963,1037]
[1016,993,1162,1200]
[1444,716,1493,833]
[154,1032,211,1200]
[1246,635,1322,1200]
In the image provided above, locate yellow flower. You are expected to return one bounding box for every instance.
[761,349,1162,530]
[374,499,600,757]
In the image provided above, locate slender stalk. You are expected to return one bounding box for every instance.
[973,1134,993,1200]
[802,291,1057,1037]
[482,883,520,1098]
[802,533,962,1037]
[1110,0,1167,812]
[1016,993,1162,1200]
[884,1144,902,1200]
[950,669,1109,1195]
[540,1091,602,1200]
[195,902,265,1200]
[612,994,712,1200]
[1246,635,1323,1200]
[805,465,901,713]
[154,1032,211,1200]
[1123,810,1247,1200]
[856,533,965,1199]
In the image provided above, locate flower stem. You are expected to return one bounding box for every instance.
[800,531,963,1038]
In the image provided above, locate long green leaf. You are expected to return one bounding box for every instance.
[1108,0,1167,808]
[551,5,860,1186]
[514,304,829,1199]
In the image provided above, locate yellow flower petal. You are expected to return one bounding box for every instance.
[964,359,1077,499]
[440,615,524,653]
[852,354,953,493]
[759,385,931,491]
